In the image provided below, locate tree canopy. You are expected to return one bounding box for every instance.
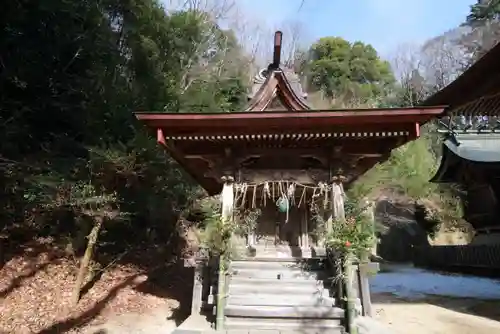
[0,0,249,259]
[461,0,500,62]
[306,37,395,107]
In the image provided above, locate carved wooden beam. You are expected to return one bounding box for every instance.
[202,147,241,180]
[156,128,217,190]
[180,144,390,157]
[237,168,330,184]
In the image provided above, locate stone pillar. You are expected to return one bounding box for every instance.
[190,260,204,316]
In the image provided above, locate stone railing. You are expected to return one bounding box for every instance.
[185,255,222,319]
[413,244,500,270]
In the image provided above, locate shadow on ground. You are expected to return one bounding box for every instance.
[134,262,194,326]
[1,210,198,333]
[31,261,194,333]
[370,263,500,323]
[36,275,142,334]
[372,291,500,323]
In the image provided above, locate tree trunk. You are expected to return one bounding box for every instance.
[71,217,103,306]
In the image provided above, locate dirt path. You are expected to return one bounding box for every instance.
[372,293,500,334]
[83,305,178,334]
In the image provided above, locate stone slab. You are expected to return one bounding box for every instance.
[227,294,334,307]
[231,268,320,280]
[225,305,345,319]
[225,317,343,332]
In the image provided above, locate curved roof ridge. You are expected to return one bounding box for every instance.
[245,67,310,111]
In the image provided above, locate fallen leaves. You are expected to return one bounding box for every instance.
[0,240,188,334]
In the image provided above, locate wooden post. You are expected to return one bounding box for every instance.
[215,175,234,330]
[358,262,376,317]
[358,199,377,317]
[364,199,377,258]
[301,207,309,248]
[247,204,256,248]
[215,259,226,330]
[344,255,358,334]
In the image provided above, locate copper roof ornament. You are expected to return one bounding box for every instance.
[268,30,283,71]
[246,30,310,111]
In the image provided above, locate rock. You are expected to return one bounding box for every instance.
[375,198,429,262]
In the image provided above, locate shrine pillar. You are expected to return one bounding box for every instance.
[324,175,346,240]
[248,227,256,248]
[221,175,234,221]
[331,175,346,222]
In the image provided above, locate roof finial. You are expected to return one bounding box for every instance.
[271,31,283,70]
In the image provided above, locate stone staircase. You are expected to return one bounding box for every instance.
[222,251,346,333]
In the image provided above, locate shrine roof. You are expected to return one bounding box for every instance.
[245,67,310,111]
[248,68,309,104]
[134,30,448,195]
[422,42,500,116]
[431,133,500,183]
[136,106,445,195]
[135,106,445,137]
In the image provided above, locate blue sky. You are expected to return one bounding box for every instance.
[238,0,475,55]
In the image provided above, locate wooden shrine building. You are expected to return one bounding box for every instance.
[136,31,444,254]
[413,42,500,272]
[135,32,445,333]
[424,41,500,243]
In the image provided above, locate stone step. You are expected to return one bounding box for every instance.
[234,255,323,262]
[230,260,325,271]
[229,282,326,295]
[231,268,321,280]
[225,305,345,319]
[202,330,345,334]
[229,277,325,288]
[247,251,314,259]
[225,316,343,332]
[227,293,335,307]
[242,246,327,259]
[224,325,345,334]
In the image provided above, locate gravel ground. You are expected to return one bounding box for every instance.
[373,293,500,334]
[370,264,500,334]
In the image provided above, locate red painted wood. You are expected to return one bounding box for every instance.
[135,107,445,134]
[156,128,166,146]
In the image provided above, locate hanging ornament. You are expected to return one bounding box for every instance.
[287,183,296,205]
[276,196,289,212]
[276,195,290,223]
